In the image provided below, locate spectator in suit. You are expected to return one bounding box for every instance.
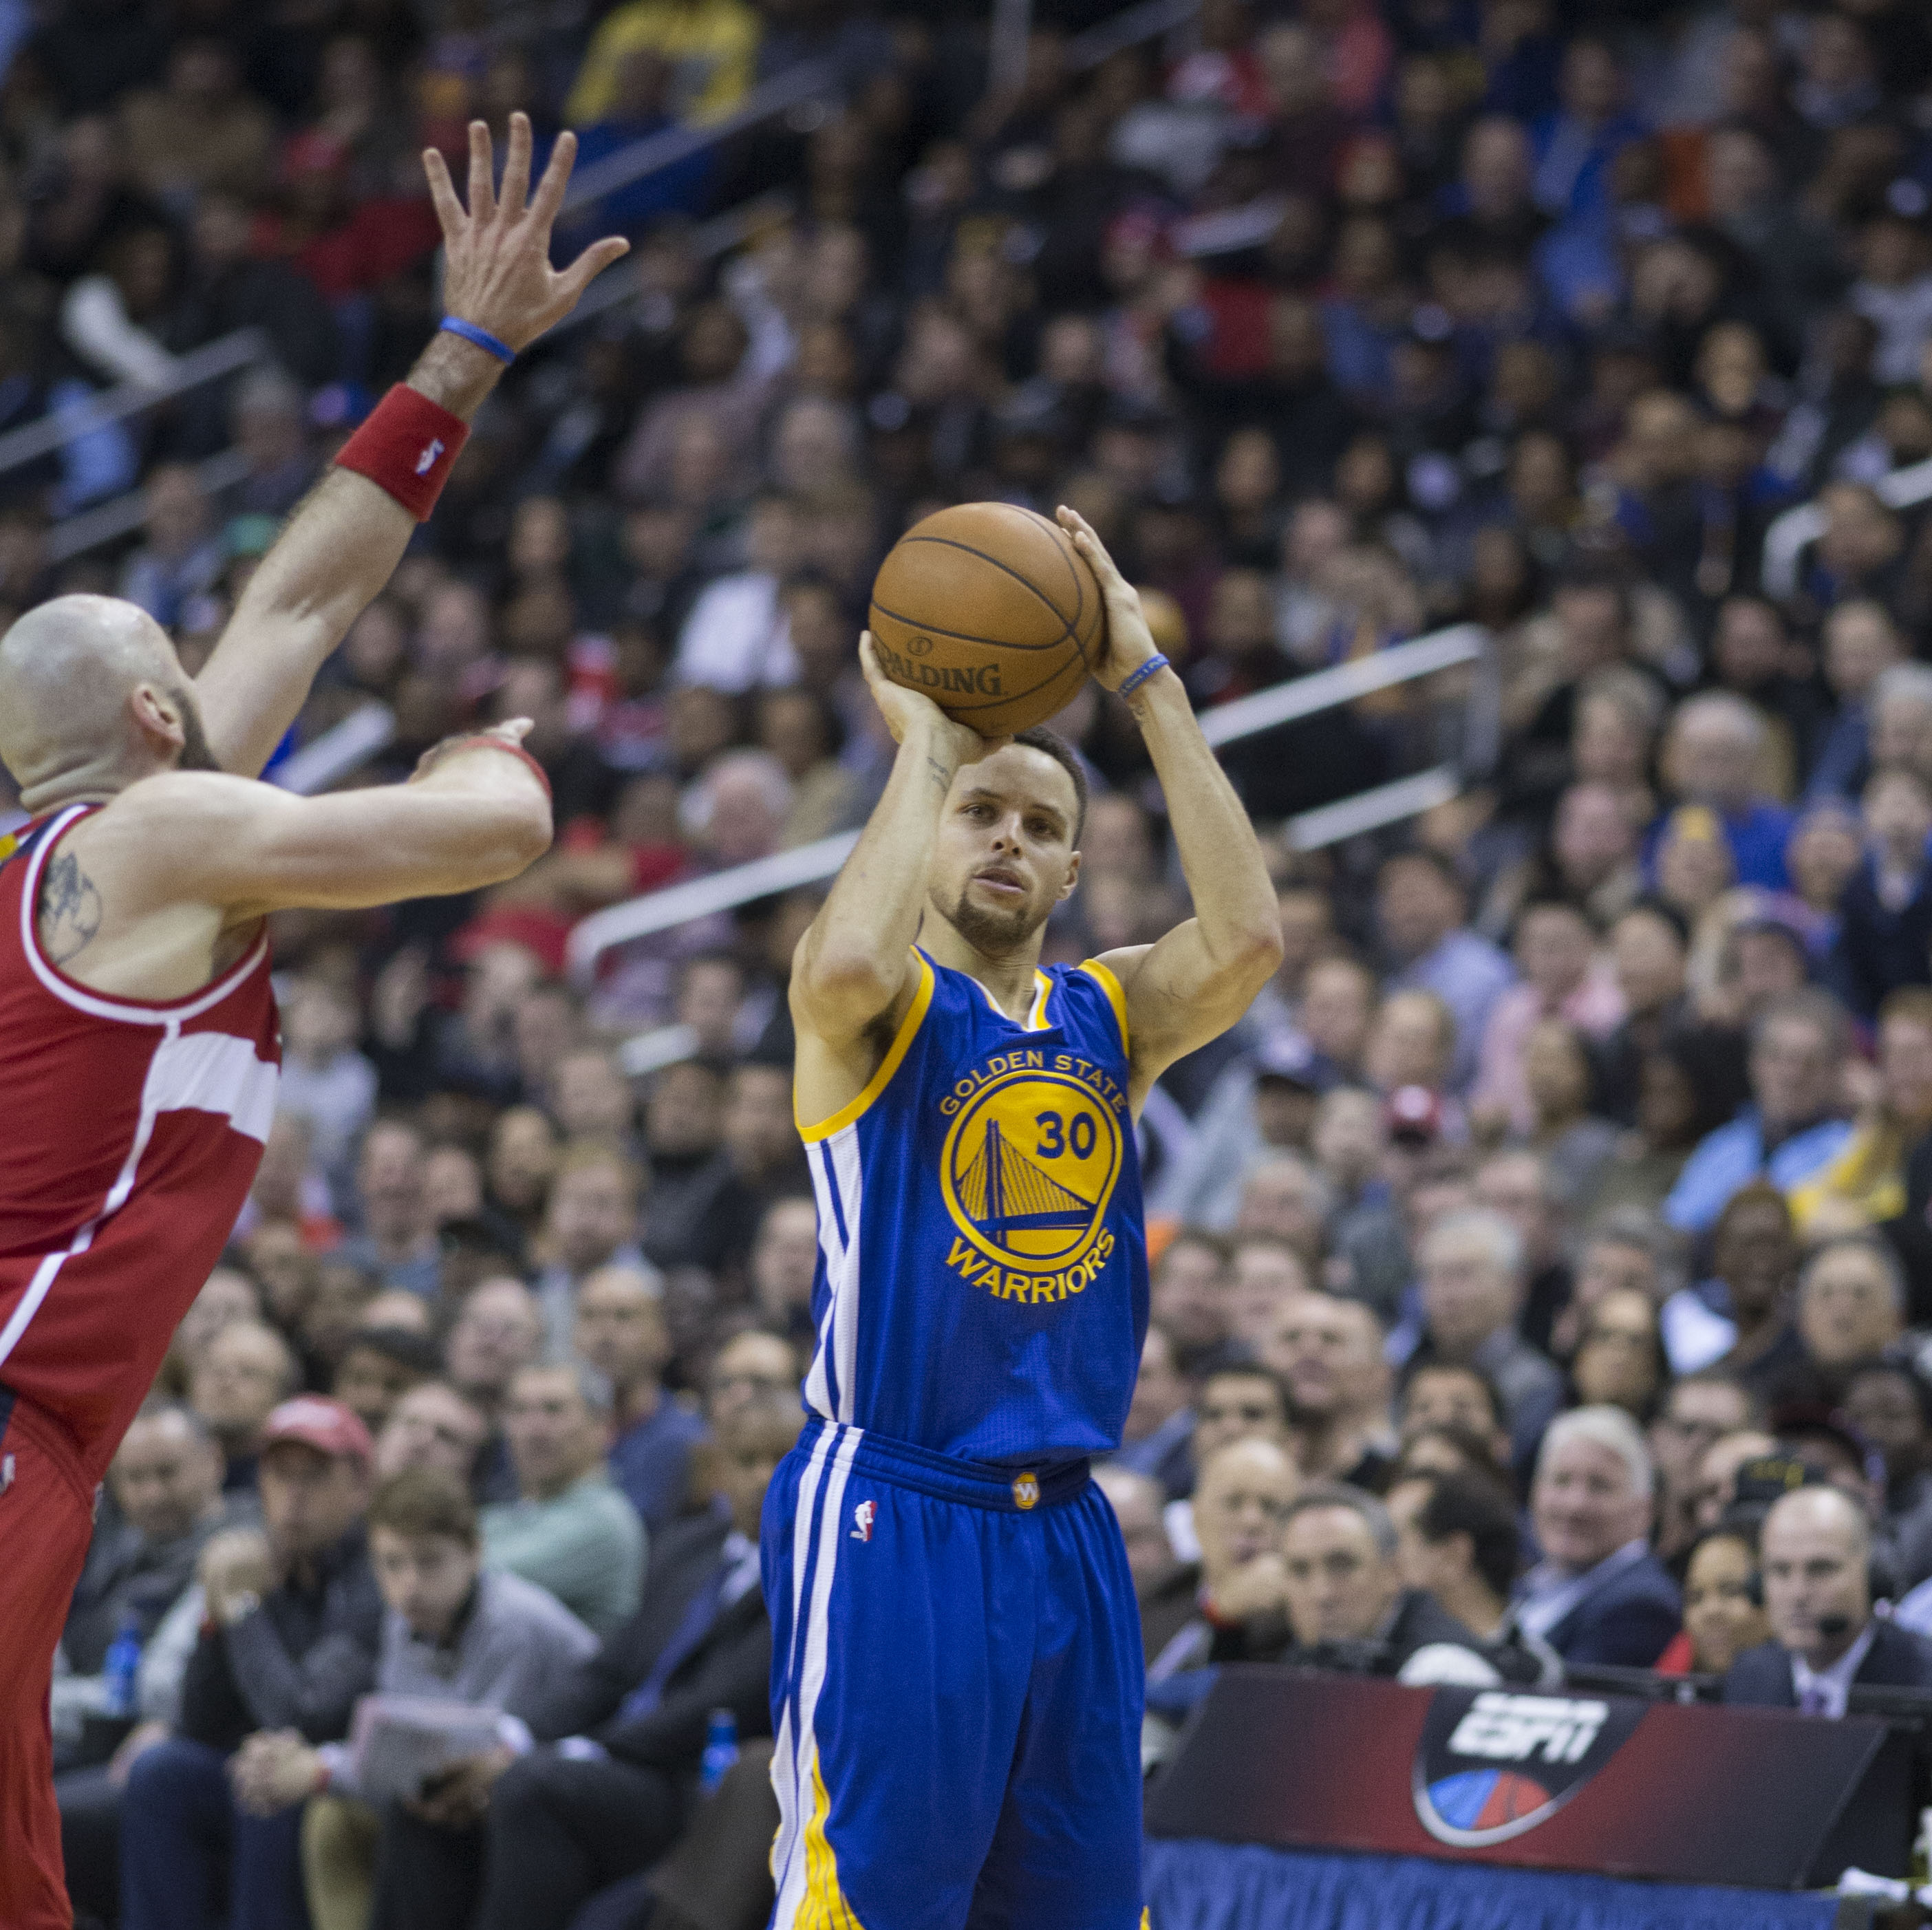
[480,1363,647,1638]
[1514,1406,1681,1666]
[1724,1486,1932,1710]
[1407,1210,1564,1472]
[118,1399,385,1930]
[1274,1483,1500,1683]
[1386,1468,1522,1644]
[369,1406,801,1930]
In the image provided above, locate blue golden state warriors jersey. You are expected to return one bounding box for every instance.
[797,946,1148,1467]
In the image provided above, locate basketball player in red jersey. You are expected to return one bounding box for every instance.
[0,119,625,1928]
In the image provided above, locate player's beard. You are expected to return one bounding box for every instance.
[167,684,222,772]
[937,881,1046,957]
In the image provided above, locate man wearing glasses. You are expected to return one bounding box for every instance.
[1649,1371,1758,1563]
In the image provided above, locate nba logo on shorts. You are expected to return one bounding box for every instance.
[851,1499,877,1542]
[1011,1472,1039,1510]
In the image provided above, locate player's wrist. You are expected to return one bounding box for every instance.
[405,328,505,420]
[412,733,554,804]
[904,713,963,765]
[334,384,471,522]
[1117,655,1179,709]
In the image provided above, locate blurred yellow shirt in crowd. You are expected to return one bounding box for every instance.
[566,0,761,125]
[1788,1122,1907,1233]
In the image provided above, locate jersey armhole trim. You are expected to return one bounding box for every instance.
[797,950,935,1144]
[1078,958,1130,1055]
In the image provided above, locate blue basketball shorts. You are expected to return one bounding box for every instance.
[762,1418,1146,1930]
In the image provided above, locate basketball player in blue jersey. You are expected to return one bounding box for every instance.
[764,504,1281,1929]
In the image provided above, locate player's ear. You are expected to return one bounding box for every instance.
[129,681,185,755]
[1057,848,1080,903]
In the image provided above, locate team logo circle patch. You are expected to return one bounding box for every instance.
[939,1068,1124,1276]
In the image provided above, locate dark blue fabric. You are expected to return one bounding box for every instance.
[616,1559,725,1722]
[1142,1842,1840,1930]
[1540,1548,1682,1668]
[119,1737,309,1930]
[607,1398,709,1532]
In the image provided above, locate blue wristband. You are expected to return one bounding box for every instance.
[1116,653,1170,700]
[440,317,515,365]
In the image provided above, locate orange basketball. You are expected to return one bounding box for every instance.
[868,503,1106,738]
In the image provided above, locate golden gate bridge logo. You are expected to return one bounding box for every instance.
[940,1066,1122,1275]
[956,1117,1097,1241]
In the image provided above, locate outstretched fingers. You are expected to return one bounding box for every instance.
[466,120,496,226]
[498,111,533,219]
[422,146,466,239]
[530,127,579,230]
[557,235,632,304]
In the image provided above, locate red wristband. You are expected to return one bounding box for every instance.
[334,385,471,522]
[418,733,553,803]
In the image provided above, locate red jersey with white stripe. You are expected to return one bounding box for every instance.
[0,804,279,1480]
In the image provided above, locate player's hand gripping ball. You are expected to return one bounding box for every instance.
[868,502,1107,737]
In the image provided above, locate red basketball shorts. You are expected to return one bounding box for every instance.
[0,1392,98,1930]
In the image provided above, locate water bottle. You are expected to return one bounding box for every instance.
[699,1708,739,1793]
[103,1609,142,1721]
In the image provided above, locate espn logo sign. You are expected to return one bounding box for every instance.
[1445,1694,1609,1768]
[1415,1687,1644,1847]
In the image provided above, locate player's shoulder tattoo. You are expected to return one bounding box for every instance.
[41,849,103,966]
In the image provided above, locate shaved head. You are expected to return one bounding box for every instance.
[0,595,216,811]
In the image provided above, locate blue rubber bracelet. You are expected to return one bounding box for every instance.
[1116,653,1170,700]
[440,317,515,365]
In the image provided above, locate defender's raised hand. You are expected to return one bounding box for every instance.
[424,114,630,354]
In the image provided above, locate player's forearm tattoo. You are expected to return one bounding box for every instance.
[926,755,954,797]
[41,851,102,965]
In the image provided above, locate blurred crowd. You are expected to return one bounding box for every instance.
[16,0,1932,1920]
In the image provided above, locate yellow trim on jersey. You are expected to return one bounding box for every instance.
[797,949,936,1144]
[798,1748,869,1928]
[1079,958,1130,1055]
[1024,969,1053,1030]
